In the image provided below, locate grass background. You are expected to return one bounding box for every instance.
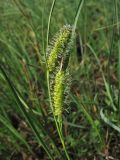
[0,0,120,159]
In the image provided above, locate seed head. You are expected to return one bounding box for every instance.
[47,25,72,72]
[53,71,65,116]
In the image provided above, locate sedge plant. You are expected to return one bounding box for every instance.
[46,25,72,160]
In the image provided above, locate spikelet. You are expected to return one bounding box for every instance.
[47,25,72,72]
[53,70,65,116]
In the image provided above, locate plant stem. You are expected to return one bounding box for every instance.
[55,117,70,160]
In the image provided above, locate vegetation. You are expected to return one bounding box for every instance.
[0,0,120,159]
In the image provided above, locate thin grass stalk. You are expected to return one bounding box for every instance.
[72,0,84,38]
[87,43,117,111]
[46,0,56,52]
[70,94,105,147]
[41,0,46,56]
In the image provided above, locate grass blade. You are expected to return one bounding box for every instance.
[87,43,117,111]
[0,114,32,153]
[46,0,56,50]
[100,108,120,133]
[72,0,84,37]
[70,93,104,147]
[0,65,54,160]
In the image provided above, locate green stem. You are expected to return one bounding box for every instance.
[46,0,57,50]
[56,116,70,160]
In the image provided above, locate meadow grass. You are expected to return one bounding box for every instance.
[0,0,120,159]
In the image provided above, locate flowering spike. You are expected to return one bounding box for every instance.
[47,25,72,72]
[53,71,65,116]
